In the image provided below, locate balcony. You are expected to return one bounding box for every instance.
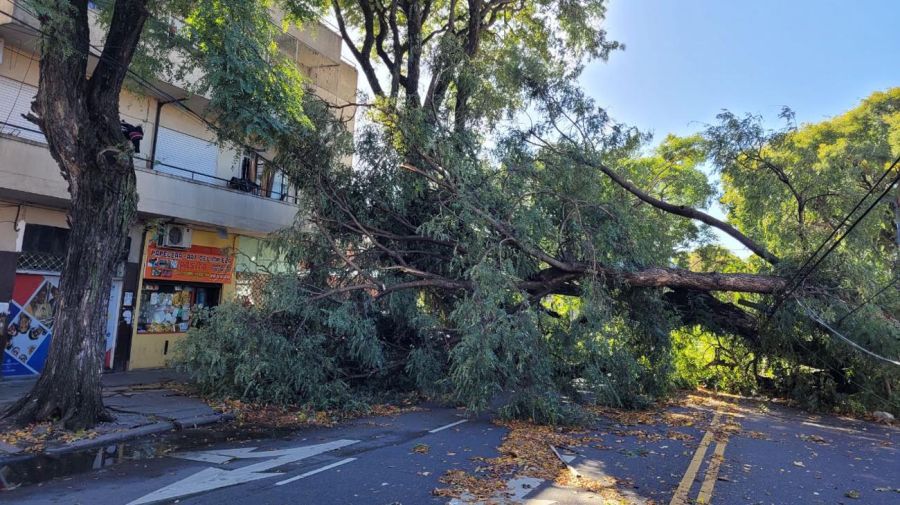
[0,129,299,234]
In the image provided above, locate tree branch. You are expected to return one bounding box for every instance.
[564,147,780,265]
[333,1,385,96]
[88,0,149,111]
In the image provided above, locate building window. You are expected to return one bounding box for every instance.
[22,224,69,256]
[17,224,68,272]
[137,281,220,334]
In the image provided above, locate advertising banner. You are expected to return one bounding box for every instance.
[2,274,121,377]
[144,243,234,284]
[2,274,57,377]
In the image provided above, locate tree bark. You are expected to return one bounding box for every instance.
[4,0,148,430]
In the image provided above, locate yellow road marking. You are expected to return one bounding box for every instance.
[669,412,721,505]
[696,439,728,504]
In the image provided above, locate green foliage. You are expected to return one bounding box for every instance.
[581,339,654,409]
[91,0,321,154]
[175,301,350,408]
[671,327,758,395]
[497,390,593,426]
[703,91,900,414]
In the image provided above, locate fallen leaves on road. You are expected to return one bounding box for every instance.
[0,421,100,453]
[798,433,829,444]
[435,420,637,504]
[213,399,339,428]
[412,443,430,454]
[435,468,507,502]
[588,403,707,431]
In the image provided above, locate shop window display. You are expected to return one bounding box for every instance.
[137,282,219,333]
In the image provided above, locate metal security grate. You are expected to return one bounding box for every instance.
[235,271,270,305]
[17,251,65,273]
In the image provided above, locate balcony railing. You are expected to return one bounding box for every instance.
[0,119,45,143]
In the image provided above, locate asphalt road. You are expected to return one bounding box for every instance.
[2,395,896,505]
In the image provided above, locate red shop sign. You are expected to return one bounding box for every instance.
[144,242,234,283]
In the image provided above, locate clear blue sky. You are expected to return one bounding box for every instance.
[580,0,900,254]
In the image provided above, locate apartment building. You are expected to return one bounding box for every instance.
[0,2,357,376]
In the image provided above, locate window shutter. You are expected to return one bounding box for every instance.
[154,126,219,184]
[0,75,44,143]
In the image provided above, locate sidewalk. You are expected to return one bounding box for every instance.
[0,369,230,465]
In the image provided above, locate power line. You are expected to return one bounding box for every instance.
[781,154,900,295]
[781,169,900,301]
[795,299,900,367]
[783,320,897,408]
[766,156,900,321]
[834,276,899,327]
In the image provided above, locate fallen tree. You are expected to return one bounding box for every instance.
[177,1,899,417]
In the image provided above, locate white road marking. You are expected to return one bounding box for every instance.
[170,452,236,464]
[800,421,861,434]
[128,439,359,505]
[275,458,357,486]
[174,445,343,461]
[428,419,468,433]
[128,467,280,505]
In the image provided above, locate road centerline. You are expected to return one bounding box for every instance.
[669,411,721,505]
[696,439,728,504]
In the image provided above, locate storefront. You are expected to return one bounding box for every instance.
[128,228,236,369]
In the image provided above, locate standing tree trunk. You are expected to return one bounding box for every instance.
[4,0,148,430]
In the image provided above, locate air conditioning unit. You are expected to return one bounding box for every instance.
[162,225,192,248]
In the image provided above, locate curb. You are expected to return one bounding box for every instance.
[44,421,176,455]
[0,412,232,468]
[174,411,235,429]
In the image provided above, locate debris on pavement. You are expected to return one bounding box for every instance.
[435,420,635,503]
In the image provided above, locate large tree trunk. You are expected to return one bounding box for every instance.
[9,155,137,429]
[3,0,148,429]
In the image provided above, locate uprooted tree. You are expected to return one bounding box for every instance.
[178,0,898,419]
[5,0,321,429]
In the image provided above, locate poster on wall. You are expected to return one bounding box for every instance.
[2,274,121,377]
[2,274,58,377]
[144,242,234,283]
